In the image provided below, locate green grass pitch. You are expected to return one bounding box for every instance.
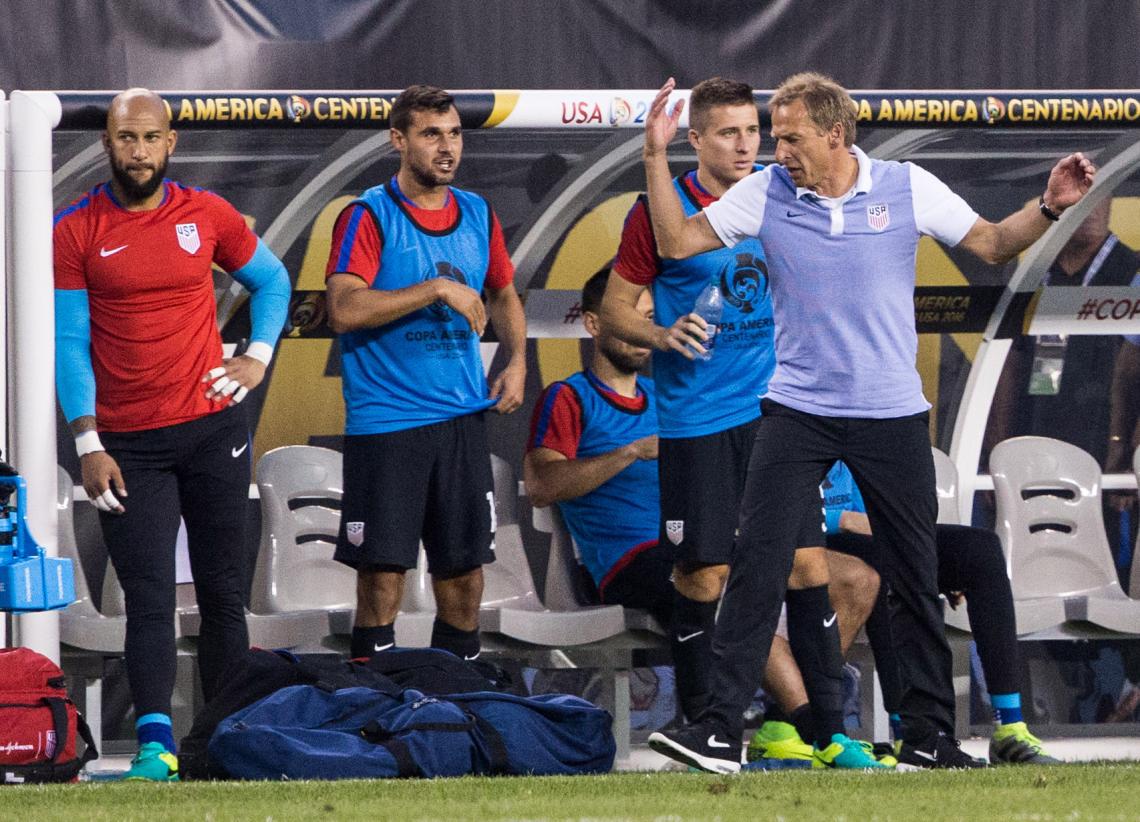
[6,763,1140,821]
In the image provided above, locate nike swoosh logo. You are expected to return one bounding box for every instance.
[231,443,249,458]
[786,211,806,218]
[823,613,838,628]
[676,631,705,643]
[373,642,394,653]
[911,749,937,761]
[100,244,128,257]
[707,735,732,749]
[463,652,481,661]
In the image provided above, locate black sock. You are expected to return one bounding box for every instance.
[786,584,845,747]
[670,590,717,722]
[351,623,395,659]
[431,618,481,660]
[764,702,790,723]
[763,701,812,743]
[787,703,814,743]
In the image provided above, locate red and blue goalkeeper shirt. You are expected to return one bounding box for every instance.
[53,181,258,432]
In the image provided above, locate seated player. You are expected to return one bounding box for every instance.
[524,269,674,695]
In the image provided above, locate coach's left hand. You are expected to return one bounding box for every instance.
[202,355,267,405]
[489,360,526,414]
[1043,152,1097,213]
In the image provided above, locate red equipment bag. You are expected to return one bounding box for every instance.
[0,647,97,784]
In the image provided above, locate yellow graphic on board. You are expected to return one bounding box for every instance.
[252,196,354,463]
[483,92,521,128]
[535,192,639,387]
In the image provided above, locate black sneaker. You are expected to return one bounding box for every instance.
[648,723,742,774]
[897,732,989,770]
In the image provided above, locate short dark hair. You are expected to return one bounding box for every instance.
[390,84,456,133]
[689,77,757,133]
[580,265,612,315]
[769,72,857,147]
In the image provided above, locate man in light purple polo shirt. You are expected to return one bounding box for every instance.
[645,72,1096,773]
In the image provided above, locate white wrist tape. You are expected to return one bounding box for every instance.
[75,430,105,458]
[243,342,274,366]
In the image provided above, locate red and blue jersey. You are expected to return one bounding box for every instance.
[614,170,773,438]
[326,179,514,434]
[53,181,258,432]
[528,370,659,588]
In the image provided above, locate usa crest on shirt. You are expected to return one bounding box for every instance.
[175,222,201,253]
[866,204,890,232]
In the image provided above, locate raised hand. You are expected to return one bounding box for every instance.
[644,78,685,157]
[1044,152,1097,211]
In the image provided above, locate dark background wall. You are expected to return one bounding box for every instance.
[3,0,1138,92]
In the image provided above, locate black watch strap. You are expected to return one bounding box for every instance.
[1038,194,1061,222]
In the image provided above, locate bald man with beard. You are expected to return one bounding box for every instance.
[53,88,292,780]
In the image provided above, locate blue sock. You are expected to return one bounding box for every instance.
[888,713,902,740]
[991,693,1023,725]
[136,712,176,754]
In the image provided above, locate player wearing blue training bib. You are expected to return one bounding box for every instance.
[325,85,526,664]
[529,369,660,589]
[644,72,1096,775]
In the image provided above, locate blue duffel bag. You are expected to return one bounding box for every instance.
[208,683,614,779]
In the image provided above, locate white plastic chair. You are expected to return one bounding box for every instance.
[534,502,666,636]
[932,446,962,526]
[56,465,129,758]
[57,466,128,654]
[252,445,434,646]
[991,436,1140,634]
[479,455,626,645]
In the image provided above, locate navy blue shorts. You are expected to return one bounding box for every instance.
[335,413,496,576]
[658,416,824,567]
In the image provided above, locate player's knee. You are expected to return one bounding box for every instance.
[673,562,727,602]
[357,565,405,607]
[829,559,880,620]
[360,565,410,620]
[432,565,485,613]
[787,546,830,589]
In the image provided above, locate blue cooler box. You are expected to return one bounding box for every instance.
[0,476,76,612]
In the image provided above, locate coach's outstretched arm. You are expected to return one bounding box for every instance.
[642,78,725,260]
[957,153,1096,265]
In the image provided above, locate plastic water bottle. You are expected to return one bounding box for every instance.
[691,280,722,362]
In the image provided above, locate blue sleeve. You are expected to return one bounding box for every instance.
[822,460,866,534]
[228,238,291,347]
[824,505,843,535]
[55,289,96,423]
